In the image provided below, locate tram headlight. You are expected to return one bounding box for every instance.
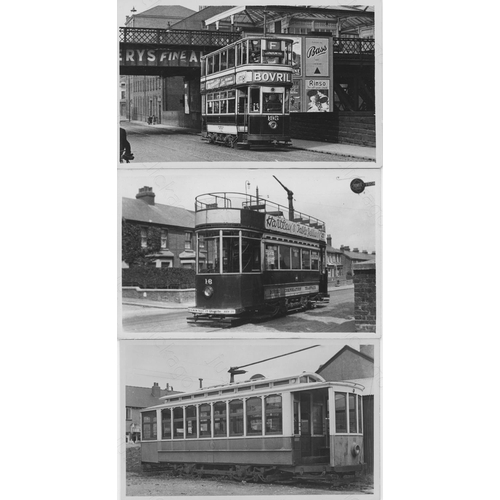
[203,285,214,298]
[268,120,278,129]
[351,443,361,457]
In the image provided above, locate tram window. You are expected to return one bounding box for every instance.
[246,397,263,435]
[265,395,282,435]
[249,88,260,113]
[284,90,290,113]
[302,249,311,269]
[358,395,363,433]
[240,41,248,65]
[173,407,184,439]
[199,404,212,437]
[208,56,214,75]
[220,50,227,70]
[349,394,357,434]
[311,250,320,270]
[213,402,227,437]
[213,101,220,114]
[291,247,300,269]
[228,47,235,68]
[335,393,347,433]
[265,244,279,270]
[222,236,239,273]
[249,40,261,63]
[142,411,157,440]
[283,40,292,65]
[207,101,213,114]
[238,94,247,113]
[161,409,172,439]
[185,405,197,439]
[242,237,261,272]
[220,100,227,114]
[214,53,220,72]
[198,233,220,273]
[229,400,244,436]
[294,400,300,434]
[279,245,291,269]
[228,98,236,114]
[263,93,283,113]
[313,403,324,435]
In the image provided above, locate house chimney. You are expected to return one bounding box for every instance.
[136,186,155,205]
[165,382,170,391]
[353,247,359,253]
[152,382,161,398]
[199,378,203,389]
[360,345,374,358]
[326,234,332,246]
[371,251,376,255]
[362,250,368,254]
[342,245,350,252]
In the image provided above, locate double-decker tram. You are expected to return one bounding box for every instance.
[188,185,329,324]
[200,37,294,148]
[140,373,365,482]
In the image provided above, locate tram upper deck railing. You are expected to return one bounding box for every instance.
[119,27,242,47]
[195,192,325,231]
[119,27,374,55]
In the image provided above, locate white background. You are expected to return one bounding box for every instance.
[2,1,500,499]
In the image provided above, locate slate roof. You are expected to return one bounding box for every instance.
[316,345,374,374]
[342,250,375,261]
[137,5,196,19]
[169,6,236,30]
[122,197,195,229]
[126,385,183,409]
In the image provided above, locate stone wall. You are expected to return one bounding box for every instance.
[123,286,195,305]
[353,261,376,332]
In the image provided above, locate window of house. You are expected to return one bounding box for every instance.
[349,394,357,433]
[126,407,132,420]
[335,392,347,433]
[161,229,168,249]
[213,401,227,437]
[173,407,184,439]
[140,228,147,248]
[265,395,282,435]
[185,232,192,250]
[185,405,197,439]
[142,411,157,440]
[246,397,262,435]
[161,408,172,439]
[229,399,244,436]
[199,404,211,437]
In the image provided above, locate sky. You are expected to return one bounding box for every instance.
[121,339,371,391]
[119,168,380,252]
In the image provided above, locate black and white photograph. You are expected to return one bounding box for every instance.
[120,339,379,496]
[118,4,378,163]
[120,168,380,334]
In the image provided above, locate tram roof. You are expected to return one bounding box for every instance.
[204,5,375,32]
[140,373,365,411]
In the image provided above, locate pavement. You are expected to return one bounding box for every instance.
[122,284,353,310]
[124,121,376,161]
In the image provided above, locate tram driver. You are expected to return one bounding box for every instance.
[264,93,282,113]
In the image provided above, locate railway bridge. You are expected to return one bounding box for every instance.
[119,27,376,146]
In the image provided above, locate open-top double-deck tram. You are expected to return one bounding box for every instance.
[188,185,329,324]
[200,36,294,148]
[140,373,365,482]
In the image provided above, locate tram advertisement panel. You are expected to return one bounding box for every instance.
[305,38,329,77]
[291,80,302,112]
[306,80,330,112]
[265,214,326,241]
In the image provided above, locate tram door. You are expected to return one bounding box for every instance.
[293,393,313,459]
[238,90,248,135]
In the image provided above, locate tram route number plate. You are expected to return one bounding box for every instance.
[268,115,280,121]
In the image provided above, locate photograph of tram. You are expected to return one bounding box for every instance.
[120,168,380,333]
[121,339,379,496]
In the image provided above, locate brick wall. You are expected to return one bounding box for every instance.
[353,261,376,332]
[290,112,375,147]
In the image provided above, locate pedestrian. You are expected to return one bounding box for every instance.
[120,128,134,161]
